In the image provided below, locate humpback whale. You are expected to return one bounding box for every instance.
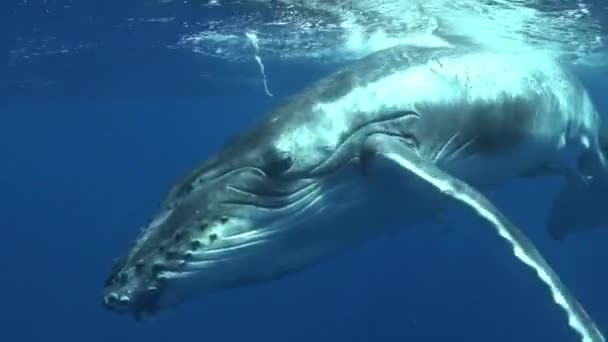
[102,46,608,341]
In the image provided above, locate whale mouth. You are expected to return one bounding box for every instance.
[102,286,162,320]
[101,251,170,320]
[101,159,330,319]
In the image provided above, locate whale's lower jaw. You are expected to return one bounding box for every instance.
[152,164,428,306]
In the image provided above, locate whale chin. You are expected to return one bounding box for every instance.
[155,167,398,310]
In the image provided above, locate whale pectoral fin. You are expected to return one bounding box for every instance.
[361,134,605,342]
[548,128,608,240]
[547,174,608,240]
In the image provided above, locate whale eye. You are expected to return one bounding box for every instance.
[262,150,293,177]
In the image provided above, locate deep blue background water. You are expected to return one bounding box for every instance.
[2,2,608,341]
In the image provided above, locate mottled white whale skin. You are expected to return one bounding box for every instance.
[101,45,605,334]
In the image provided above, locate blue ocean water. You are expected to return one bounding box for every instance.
[3,1,608,341]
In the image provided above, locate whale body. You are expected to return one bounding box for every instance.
[102,46,607,341]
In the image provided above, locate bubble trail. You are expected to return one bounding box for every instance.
[246,31,273,97]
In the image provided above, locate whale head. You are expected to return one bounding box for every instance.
[97,106,390,319]
[99,136,316,318]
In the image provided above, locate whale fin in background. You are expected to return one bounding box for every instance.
[548,120,608,240]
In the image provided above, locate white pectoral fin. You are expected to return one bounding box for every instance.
[362,134,604,342]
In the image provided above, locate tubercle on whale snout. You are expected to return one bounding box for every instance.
[102,283,162,319]
[101,211,231,316]
[101,256,167,316]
